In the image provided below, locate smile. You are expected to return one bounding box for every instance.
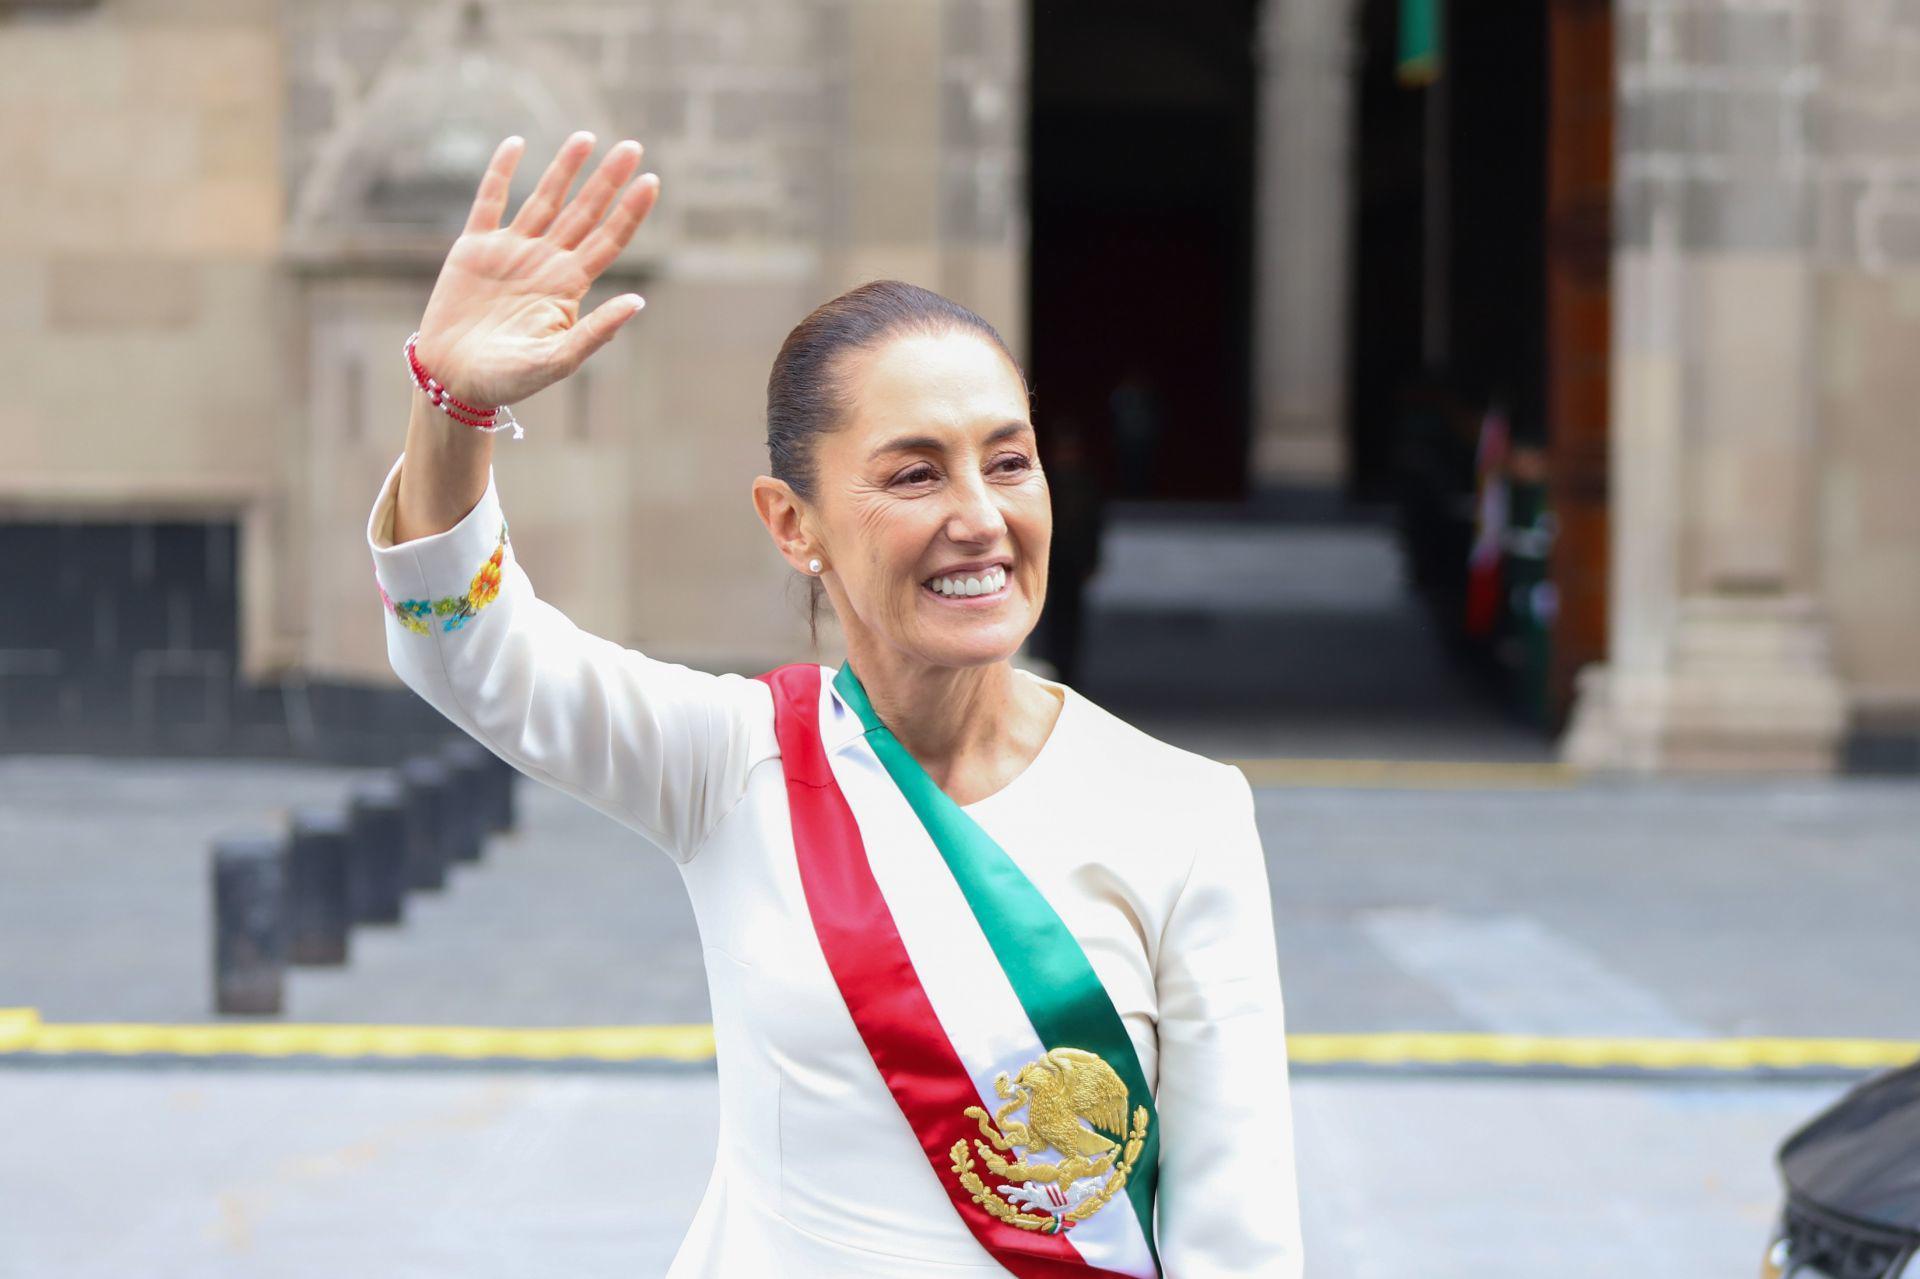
[922,565,1009,602]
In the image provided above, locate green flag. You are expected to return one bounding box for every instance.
[1398,0,1443,86]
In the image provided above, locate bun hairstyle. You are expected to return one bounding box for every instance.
[765,279,1030,647]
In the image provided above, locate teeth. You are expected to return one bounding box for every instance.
[927,566,1006,597]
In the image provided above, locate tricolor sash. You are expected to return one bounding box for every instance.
[755,660,1163,1278]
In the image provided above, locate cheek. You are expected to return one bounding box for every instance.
[847,503,929,598]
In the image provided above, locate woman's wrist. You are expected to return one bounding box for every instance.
[394,391,494,545]
[405,331,522,437]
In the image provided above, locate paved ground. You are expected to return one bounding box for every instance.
[4,756,1916,1040]
[0,1066,1827,1278]
[2,754,1909,1275]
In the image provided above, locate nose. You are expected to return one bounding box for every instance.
[943,466,1007,546]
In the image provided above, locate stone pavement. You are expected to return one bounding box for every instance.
[0,1064,1834,1277]
[4,755,1916,1040]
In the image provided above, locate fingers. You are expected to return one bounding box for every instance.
[573,171,661,279]
[464,136,525,236]
[548,139,645,251]
[507,131,597,238]
[554,292,646,377]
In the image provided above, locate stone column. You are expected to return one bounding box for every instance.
[830,0,946,288]
[826,0,1026,359]
[1250,0,1363,491]
[1562,0,1846,773]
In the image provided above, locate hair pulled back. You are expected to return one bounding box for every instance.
[765,279,1029,647]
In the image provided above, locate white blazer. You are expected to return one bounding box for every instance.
[367,453,1305,1277]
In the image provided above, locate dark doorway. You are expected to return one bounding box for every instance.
[1026,0,1258,501]
[1349,0,1550,500]
[1350,0,1591,730]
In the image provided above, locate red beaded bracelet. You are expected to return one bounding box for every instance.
[403,331,524,439]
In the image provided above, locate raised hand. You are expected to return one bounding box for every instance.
[412,131,661,410]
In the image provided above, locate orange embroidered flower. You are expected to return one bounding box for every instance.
[467,544,505,611]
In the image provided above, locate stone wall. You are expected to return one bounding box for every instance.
[280,0,1025,682]
[1571,0,1920,770]
[0,0,299,750]
[0,0,1024,749]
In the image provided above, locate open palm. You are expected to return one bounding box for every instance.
[413,131,661,410]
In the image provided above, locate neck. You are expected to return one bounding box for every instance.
[840,641,1052,790]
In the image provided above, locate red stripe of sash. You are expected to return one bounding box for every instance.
[758,663,1129,1277]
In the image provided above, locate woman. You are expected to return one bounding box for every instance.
[367,132,1303,1277]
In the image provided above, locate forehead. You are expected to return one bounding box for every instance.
[839,330,1030,444]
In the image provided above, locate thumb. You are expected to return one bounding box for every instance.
[556,293,645,375]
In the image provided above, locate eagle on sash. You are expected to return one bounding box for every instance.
[949,1046,1150,1234]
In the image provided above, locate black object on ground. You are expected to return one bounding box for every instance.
[482,748,518,833]
[347,777,407,925]
[399,757,453,891]
[1765,1057,1920,1278]
[211,830,288,1015]
[440,739,491,864]
[287,806,352,966]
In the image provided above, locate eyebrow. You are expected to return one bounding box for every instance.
[868,421,1032,461]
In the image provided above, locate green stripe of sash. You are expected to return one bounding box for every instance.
[834,662,1162,1268]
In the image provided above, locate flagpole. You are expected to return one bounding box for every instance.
[1422,26,1449,371]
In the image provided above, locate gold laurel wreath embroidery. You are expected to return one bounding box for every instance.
[949,1105,1148,1233]
[945,1049,1149,1235]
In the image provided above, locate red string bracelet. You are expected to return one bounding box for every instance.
[403,331,524,440]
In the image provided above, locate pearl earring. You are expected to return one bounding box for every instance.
[807,557,822,574]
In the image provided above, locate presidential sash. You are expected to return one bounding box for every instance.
[755,660,1163,1278]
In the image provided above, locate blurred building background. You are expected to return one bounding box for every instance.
[0,0,1914,775]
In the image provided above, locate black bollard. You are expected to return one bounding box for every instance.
[212,831,288,1015]
[491,751,519,833]
[287,807,351,965]
[440,739,491,864]
[347,777,407,925]
[461,742,513,834]
[399,757,453,891]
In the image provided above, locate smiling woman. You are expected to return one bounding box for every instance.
[756,281,1044,651]
[367,132,1303,1277]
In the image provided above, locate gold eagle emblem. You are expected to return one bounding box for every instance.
[948,1046,1149,1235]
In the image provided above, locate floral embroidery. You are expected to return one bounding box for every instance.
[378,519,509,635]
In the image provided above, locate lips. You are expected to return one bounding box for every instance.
[922,558,1012,584]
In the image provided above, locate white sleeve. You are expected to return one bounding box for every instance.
[1151,763,1305,1277]
[365,451,776,864]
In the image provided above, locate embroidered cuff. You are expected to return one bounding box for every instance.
[366,452,511,635]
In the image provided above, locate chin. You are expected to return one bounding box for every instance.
[913,623,1028,670]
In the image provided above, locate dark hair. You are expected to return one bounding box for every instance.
[766,279,1030,648]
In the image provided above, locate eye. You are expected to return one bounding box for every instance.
[996,453,1032,474]
[895,464,937,486]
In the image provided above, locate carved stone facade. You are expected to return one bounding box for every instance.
[1564,0,1920,772]
[0,0,1912,770]
[0,0,1025,744]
